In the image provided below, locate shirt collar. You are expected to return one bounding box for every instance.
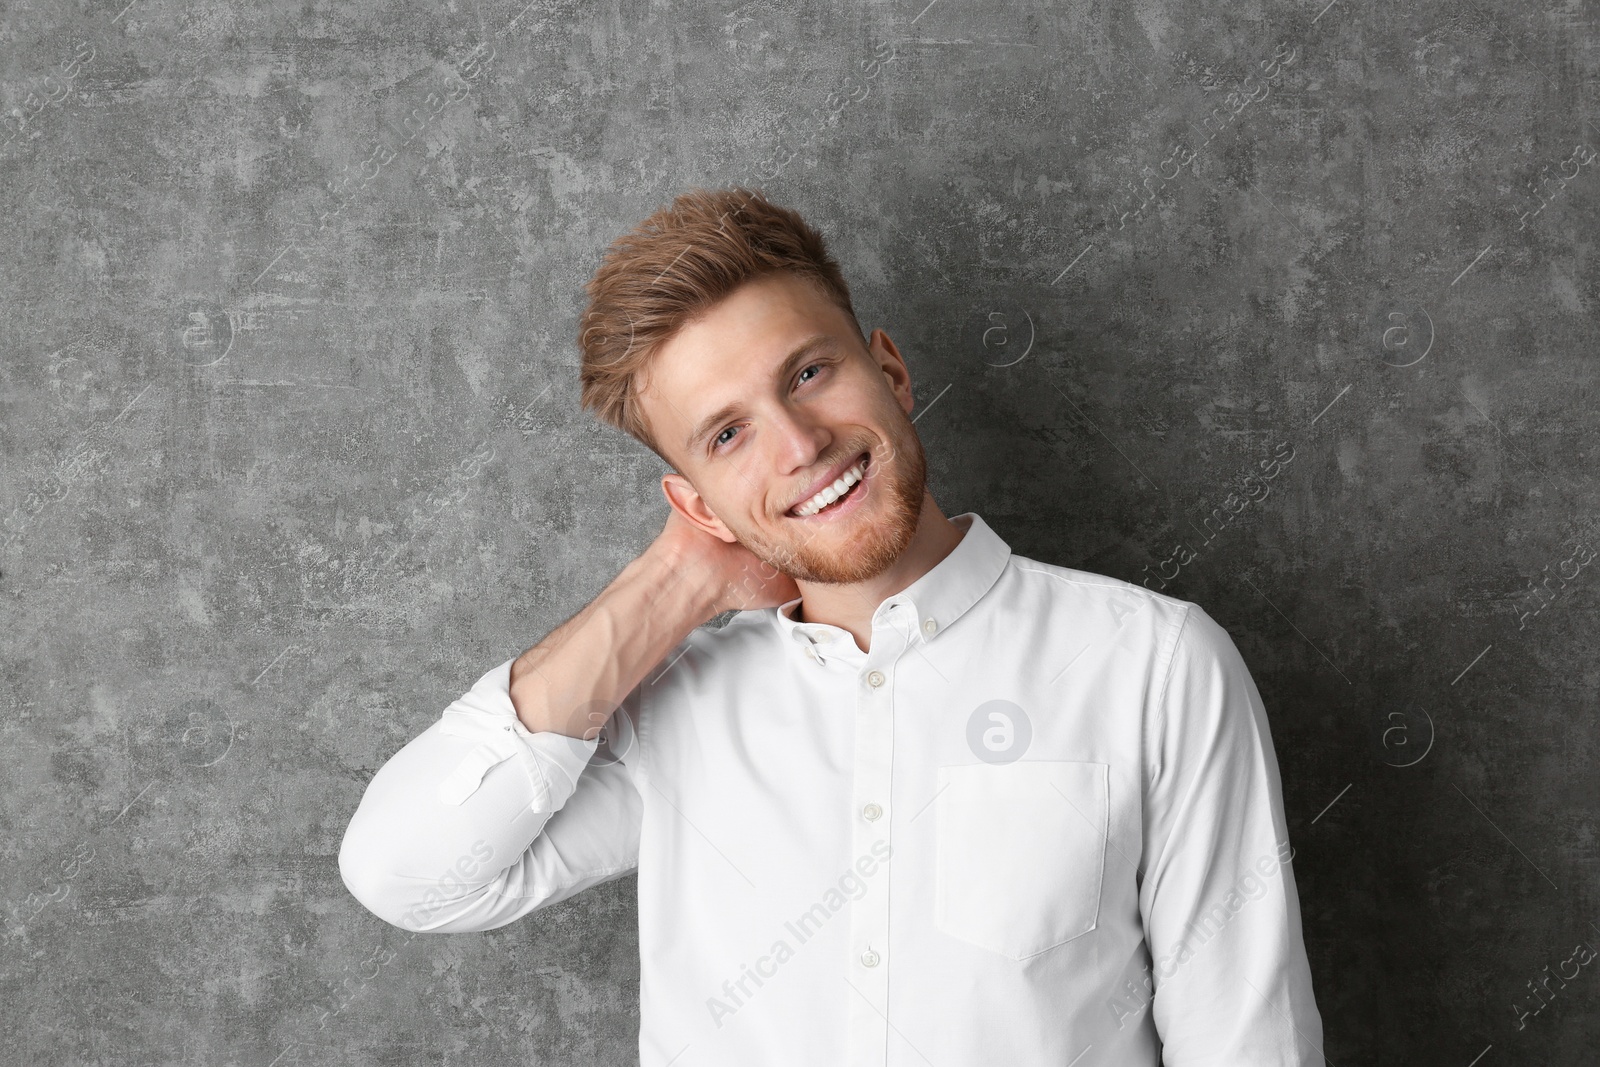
[768,512,1011,658]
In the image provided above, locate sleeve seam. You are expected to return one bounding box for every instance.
[636,660,654,793]
[1148,603,1194,773]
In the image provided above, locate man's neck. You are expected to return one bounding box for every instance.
[791,491,967,652]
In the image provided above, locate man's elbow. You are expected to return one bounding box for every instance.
[337,824,429,932]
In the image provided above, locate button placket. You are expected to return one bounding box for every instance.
[845,633,897,1065]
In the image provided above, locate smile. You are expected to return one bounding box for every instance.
[789,453,870,519]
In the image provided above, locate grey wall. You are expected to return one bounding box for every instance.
[3,0,1597,1063]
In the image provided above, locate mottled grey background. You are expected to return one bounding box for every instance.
[2,0,1597,1063]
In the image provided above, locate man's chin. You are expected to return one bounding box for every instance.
[765,502,921,585]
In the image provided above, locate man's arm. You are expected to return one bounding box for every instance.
[1137,603,1326,1066]
[337,535,726,933]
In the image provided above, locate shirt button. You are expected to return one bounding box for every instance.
[861,949,880,967]
[866,670,885,688]
[862,802,883,821]
[922,617,938,635]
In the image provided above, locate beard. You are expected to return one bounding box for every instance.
[725,411,928,585]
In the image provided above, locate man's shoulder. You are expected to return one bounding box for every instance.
[1003,552,1196,623]
[654,607,783,675]
[696,607,780,641]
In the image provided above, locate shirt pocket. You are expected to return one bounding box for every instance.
[933,759,1109,961]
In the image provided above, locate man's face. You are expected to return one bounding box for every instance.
[635,272,927,584]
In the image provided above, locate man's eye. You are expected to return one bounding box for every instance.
[712,363,827,453]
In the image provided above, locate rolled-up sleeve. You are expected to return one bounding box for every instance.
[1138,604,1325,1065]
[339,656,644,933]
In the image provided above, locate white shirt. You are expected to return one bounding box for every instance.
[340,511,1325,1066]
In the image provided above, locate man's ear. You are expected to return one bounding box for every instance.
[868,328,915,417]
[662,473,740,544]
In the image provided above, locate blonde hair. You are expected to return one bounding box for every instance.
[577,186,865,465]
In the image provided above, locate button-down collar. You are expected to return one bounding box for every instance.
[772,512,1010,664]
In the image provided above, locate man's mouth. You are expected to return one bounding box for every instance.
[788,452,871,518]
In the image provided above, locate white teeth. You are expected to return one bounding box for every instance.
[793,458,866,517]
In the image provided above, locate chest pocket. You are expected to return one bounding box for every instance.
[933,760,1109,960]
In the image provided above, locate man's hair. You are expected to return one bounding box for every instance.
[577,186,866,466]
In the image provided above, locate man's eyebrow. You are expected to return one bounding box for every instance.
[684,334,842,453]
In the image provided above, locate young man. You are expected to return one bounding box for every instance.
[340,187,1326,1065]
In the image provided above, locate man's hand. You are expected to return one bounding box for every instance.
[650,507,801,616]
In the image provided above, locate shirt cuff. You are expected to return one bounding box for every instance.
[434,656,601,810]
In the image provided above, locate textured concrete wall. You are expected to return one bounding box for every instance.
[2,0,1597,1063]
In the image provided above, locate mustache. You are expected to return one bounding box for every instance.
[780,442,876,507]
